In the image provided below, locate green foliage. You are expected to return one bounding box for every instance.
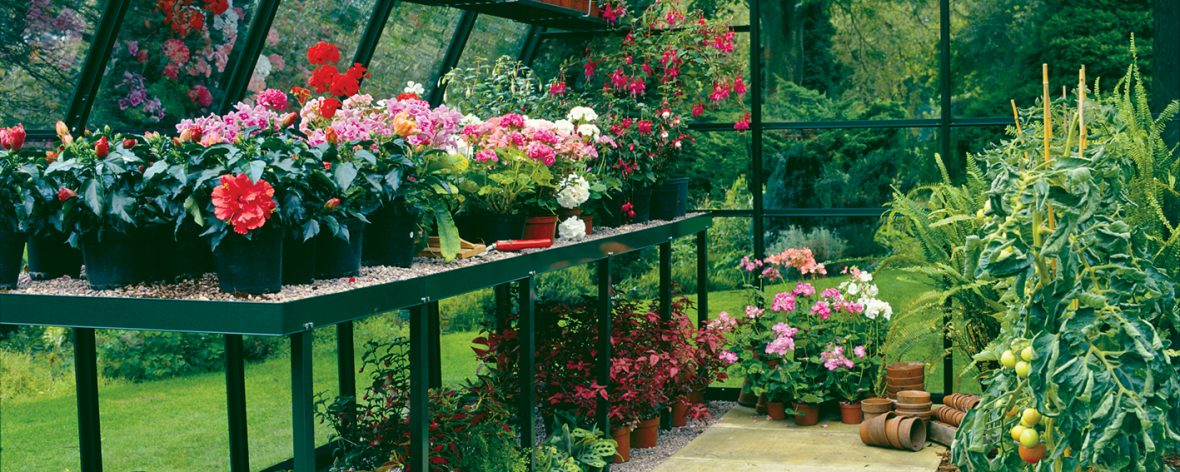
[951,77,1180,470]
[531,421,617,472]
[96,331,277,382]
[875,153,1003,368]
[767,225,848,262]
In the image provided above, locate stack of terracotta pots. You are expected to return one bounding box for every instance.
[895,390,933,423]
[858,411,927,452]
[935,393,980,427]
[886,362,925,399]
[861,397,893,422]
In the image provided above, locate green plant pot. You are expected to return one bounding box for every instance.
[362,208,416,268]
[282,236,316,285]
[214,232,283,294]
[0,230,26,289]
[315,220,365,279]
[27,233,81,280]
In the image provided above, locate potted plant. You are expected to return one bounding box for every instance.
[0,124,30,288]
[50,127,183,289]
[666,308,734,426]
[200,171,282,294]
[459,113,556,243]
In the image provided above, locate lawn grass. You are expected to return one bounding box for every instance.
[0,324,483,471]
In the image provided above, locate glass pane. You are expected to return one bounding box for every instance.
[762,128,940,210]
[0,1,102,128]
[89,1,257,129]
[761,0,940,121]
[365,3,462,99]
[255,0,376,96]
[456,14,529,69]
[950,0,1153,117]
[680,131,751,210]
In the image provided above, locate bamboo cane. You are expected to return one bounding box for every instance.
[1079,65,1087,154]
[1042,65,1056,231]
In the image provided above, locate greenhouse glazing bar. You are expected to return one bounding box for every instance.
[0,216,711,471]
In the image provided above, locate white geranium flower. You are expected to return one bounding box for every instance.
[567,106,598,123]
[576,124,600,138]
[556,174,591,209]
[526,118,554,130]
[404,81,426,96]
[554,119,576,134]
[460,113,482,126]
[858,270,873,283]
[558,216,586,240]
[253,54,272,78]
[846,282,860,296]
[865,284,879,297]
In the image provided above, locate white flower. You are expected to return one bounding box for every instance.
[446,138,472,158]
[558,216,587,240]
[846,282,860,296]
[556,174,591,209]
[861,298,893,321]
[659,131,669,139]
[253,54,272,78]
[567,106,598,123]
[865,284,879,297]
[576,124,600,138]
[404,81,425,96]
[525,118,554,130]
[343,94,372,109]
[460,113,482,126]
[858,271,874,283]
[554,119,576,134]
[661,110,671,119]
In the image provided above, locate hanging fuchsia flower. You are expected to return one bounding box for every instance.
[734,113,750,130]
[709,82,731,102]
[734,76,748,94]
[692,103,705,118]
[549,81,567,95]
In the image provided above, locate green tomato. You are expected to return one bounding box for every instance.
[1015,361,1031,378]
[1021,346,1035,361]
[1019,428,1040,448]
[1010,425,1026,441]
[1000,350,1017,368]
[1021,408,1041,427]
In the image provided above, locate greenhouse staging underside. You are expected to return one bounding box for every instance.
[1,1,1179,472]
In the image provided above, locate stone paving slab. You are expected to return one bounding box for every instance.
[652,406,945,472]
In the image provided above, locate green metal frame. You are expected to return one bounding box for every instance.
[218,0,283,114]
[0,216,712,471]
[63,0,131,133]
[429,10,479,106]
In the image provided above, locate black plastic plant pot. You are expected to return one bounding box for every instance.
[81,232,143,290]
[315,220,365,279]
[363,209,417,268]
[213,232,284,295]
[27,233,82,280]
[282,236,317,285]
[173,224,214,280]
[137,226,178,283]
[0,230,27,289]
[482,214,526,243]
[650,177,689,221]
[629,186,654,224]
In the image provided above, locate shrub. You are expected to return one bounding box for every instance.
[96,332,279,382]
[767,225,848,262]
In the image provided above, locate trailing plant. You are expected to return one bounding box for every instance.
[531,420,617,472]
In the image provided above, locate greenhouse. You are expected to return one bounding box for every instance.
[0,0,1178,471]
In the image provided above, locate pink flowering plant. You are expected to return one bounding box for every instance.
[727,249,891,405]
[459,113,568,216]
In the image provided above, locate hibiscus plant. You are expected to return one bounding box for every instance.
[0,124,35,234]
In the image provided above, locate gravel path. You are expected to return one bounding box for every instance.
[613,401,735,472]
[8,215,696,302]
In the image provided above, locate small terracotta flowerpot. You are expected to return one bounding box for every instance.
[885,416,904,449]
[863,412,895,446]
[793,403,820,426]
[523,215,558,241]
[767,401,787,420]
[612,426,632,463]
[897,390,931,404]
[887,362,925,378]
[897,416,928,451]
[862,397,893,414]
[631,417,660,449]
[839,401,863,424]
[887,373,926,384]
[672,400,690,427]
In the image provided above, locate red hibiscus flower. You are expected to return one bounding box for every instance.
[212,174,277,235]
[57,187,76,202]
[95,136,110,158]
[307,41,341,66]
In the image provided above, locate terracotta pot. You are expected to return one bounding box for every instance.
[898,416,928,451]
[523,215,558,241]
[897,390,931,404]
[887,362,925,377]
[688,388,706,405]
[755,393,768,414]
[896,402,933,412]
[864,412,884,423]
[672,400,690,427]
[887,373,926,384]
[631,417,660,449]
[863,412,896,446]
[612,426,632,463]
[862,397,893,414]
[793,403,820,426]
[767,401,787,420]
[885,416,904,449]
[839,401,863,424]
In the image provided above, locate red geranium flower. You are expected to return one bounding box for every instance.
[204,0,229,15]
[320,97,341,119]
[212,174,277,235]
[306,41,341,66]
[308,64,340,94]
